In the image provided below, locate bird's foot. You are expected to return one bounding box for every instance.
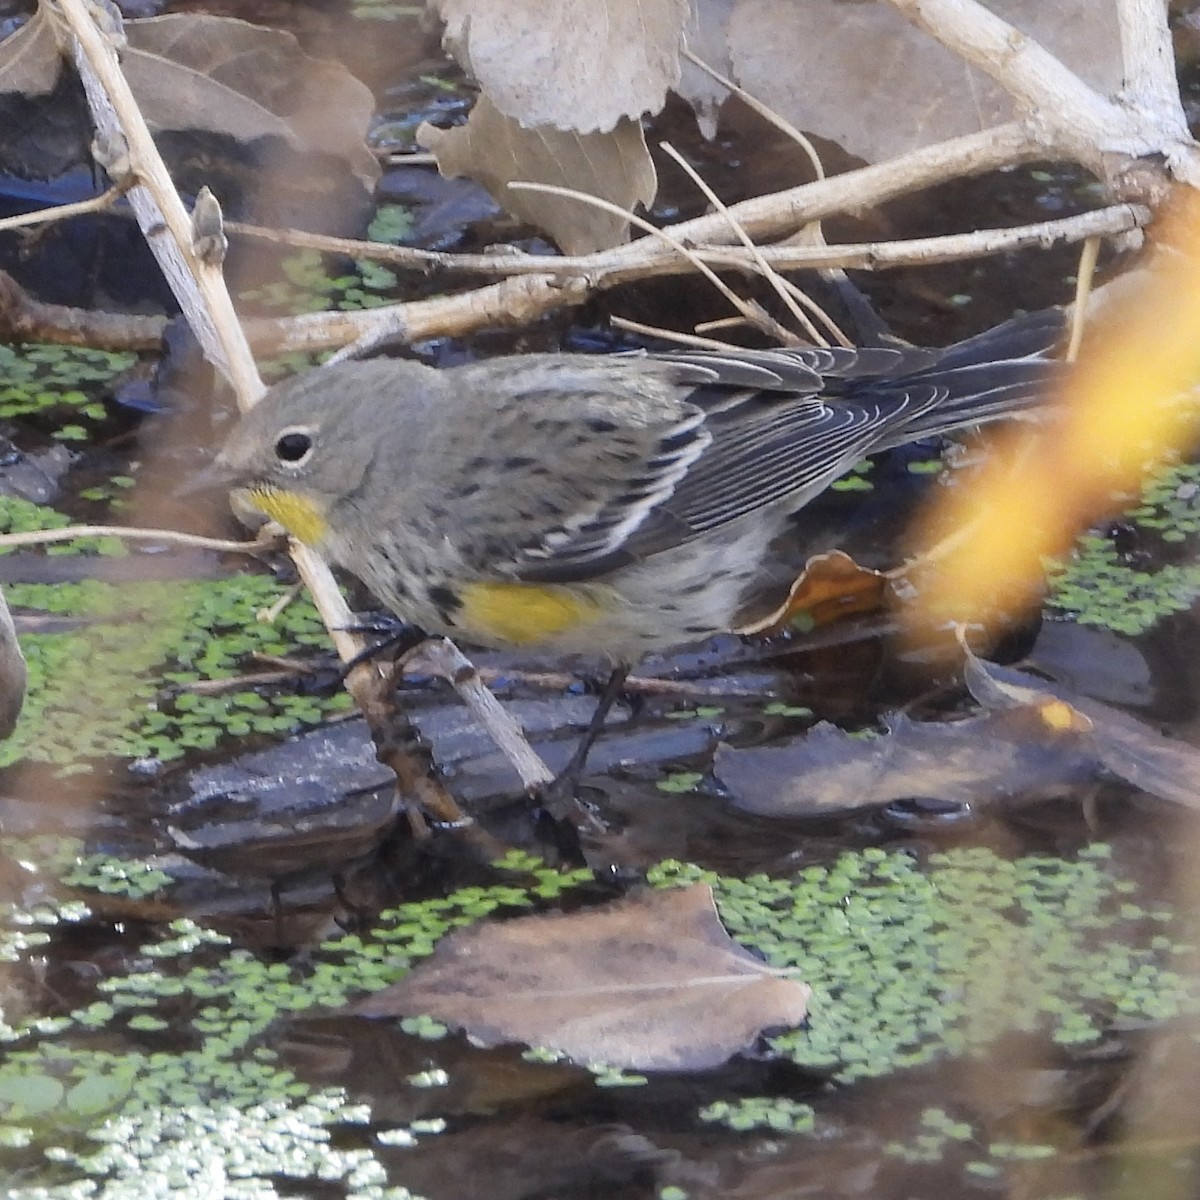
[336,613,427,680]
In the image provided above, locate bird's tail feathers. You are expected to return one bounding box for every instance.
[922,308,1065,372]
[899,308,1064,439]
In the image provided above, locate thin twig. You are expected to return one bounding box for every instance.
[1066,236,1100,363]
[0,186,124,234]
[246,199,1142,356]
[405,639,555,791]
[0,525,264,553]
[659,140,823,344]
[770,274,853,347]
[383,152,437,167]
[608,316,743,349]
[509,180,802,344]
[167,669,306,695]
[702,206,1149,272]
[225,194,1142,283]
[57,0,262,403]
[59,4,367,689]
[474,666,771,699]
[678,46,867,344]
[257,581,304,624]
[2,206,1145,356]
[681,48,826,181]
[691,316,752,335]
[51,0,500,831]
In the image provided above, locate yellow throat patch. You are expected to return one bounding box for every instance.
[459,581,604,646]
[246,488,328,545]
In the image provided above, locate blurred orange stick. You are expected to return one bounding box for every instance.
[906,187,1200,630]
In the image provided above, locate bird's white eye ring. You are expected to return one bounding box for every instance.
[274,427,314,467]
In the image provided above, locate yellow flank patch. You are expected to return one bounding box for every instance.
[1037,698,1092,734]
[459,581,604,645]
[247,488,328,546]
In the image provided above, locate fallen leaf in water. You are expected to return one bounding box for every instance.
[736,549,890,634]
[419,96,655,253]
[717,641,1200,817]
[350,883,810,1071]
[715,706,1096,816]
[963,645,1200,810]
[124,15,378,186]
[0,7,62,96]
[0,11,378,185]
[429,0,689,134]
[726,0,1121,164]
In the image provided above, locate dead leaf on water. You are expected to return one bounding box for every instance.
[716,643,1200,818]
[715,707,1097,817]
[419,96,656,253]
[0,12,379,186]
[726,0,1121,164]
[736,549,890,635]
[0,7,62,96]
[123,16,379,187]
[429,0,690,134]
[350,883,810,1071]
[963,645,1200,811]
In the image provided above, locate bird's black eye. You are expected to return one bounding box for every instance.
[274,430,313,463]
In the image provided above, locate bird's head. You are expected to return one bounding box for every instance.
[196,358,443,546]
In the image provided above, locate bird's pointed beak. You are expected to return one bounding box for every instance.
[173,455,243,499]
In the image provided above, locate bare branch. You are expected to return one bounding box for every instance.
[0,269,165,349]
[232,202,1144,285]
[0,525,263,553]
[1115,0,1190,137]
[5,195,1144,358]
[46,1,495,826]
[508,179,796,343]
[0,186,124,234]
[232,121,1044,289]
[405,638,555,791]
[659,140,828,344]
[884,0,1200,182]
[246,202,1147,356]
[55,0,264,404]
[719,204,1149,271]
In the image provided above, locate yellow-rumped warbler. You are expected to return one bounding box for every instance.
[205,309,1062,724]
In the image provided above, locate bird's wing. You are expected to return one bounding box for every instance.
[441,356,718,579]
[655,343,923,389]
[446,309,1062,585]
[611,308,1063,553]
[445,355,945,585]
[624,380,945,548]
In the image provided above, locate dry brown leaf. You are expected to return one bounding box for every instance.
[0,7,65,97]
[736,549,889,634]
[715,707,1097,816]
[727,0,1122,163]
[351,883,811,1071]
[419,95,656,253]
[0,11,378,185]
[679,0,736,138]
[963,647,1200,810]
[720,641,1200,818]
[430,0,689,134]
[122,16,378,187]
